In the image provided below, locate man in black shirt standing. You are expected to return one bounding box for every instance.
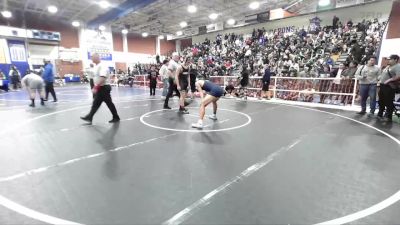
[148,65,158,96]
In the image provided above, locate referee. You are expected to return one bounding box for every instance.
[80,53,120,124]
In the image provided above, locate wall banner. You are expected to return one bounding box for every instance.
[8,41,27,62]
[83,29,113,61]
[6,39,30,76]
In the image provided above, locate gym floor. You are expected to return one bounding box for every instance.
[0,84,399,225]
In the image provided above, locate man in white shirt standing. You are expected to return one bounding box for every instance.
[159,59,169,99]
[163,52,181,109]
[355,56,380,116]
[80,53,120,124]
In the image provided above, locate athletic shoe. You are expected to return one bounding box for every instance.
[192,122,203,129]
[109,118,120,123]
[179,109,189,114]
[80,116,92,124]
[163,105,171,110]
[29,103,35,107]
[356,111,366,115]
[208,115,218,120]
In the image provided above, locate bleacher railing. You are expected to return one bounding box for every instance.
[126,75,360,107]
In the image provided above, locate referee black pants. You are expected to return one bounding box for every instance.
[86,85,119,120]
[89,79,94,89]
[89,79,95,98]
[164,77,180,107]
[45,81,57,101]
[378,84,395,119]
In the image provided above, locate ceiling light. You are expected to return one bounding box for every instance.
[158,35,164,40]
[227,19,235,25]
[99,1,111,9]
[142,32,148,37]
[318,0,330,6]
[249,2,260,10]
[188,5,197,13]
[99,25,106,31]
[72,21,80,27]
[176,31,183,36]
[48,5,58,13]
[209,13,218,20]
[122,29,128,34]
[179,21,188,28]
[1,10,12,18]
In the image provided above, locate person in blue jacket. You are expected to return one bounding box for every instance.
[42,59,57,102]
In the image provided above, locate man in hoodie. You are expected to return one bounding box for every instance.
[42,59,57,102]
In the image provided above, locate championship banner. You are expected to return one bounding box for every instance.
[8,40,27,62]
[83,29,113,61]
[7,39,30,76]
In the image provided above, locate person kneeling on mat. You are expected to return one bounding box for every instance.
[192,79,225,129]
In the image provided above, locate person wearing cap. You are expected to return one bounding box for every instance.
[377,54,400,122]
[42,59,57,102]
[163,53,181,109]
[80,53,120,124]
[355,56,380,116]
[21,70,45,107]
